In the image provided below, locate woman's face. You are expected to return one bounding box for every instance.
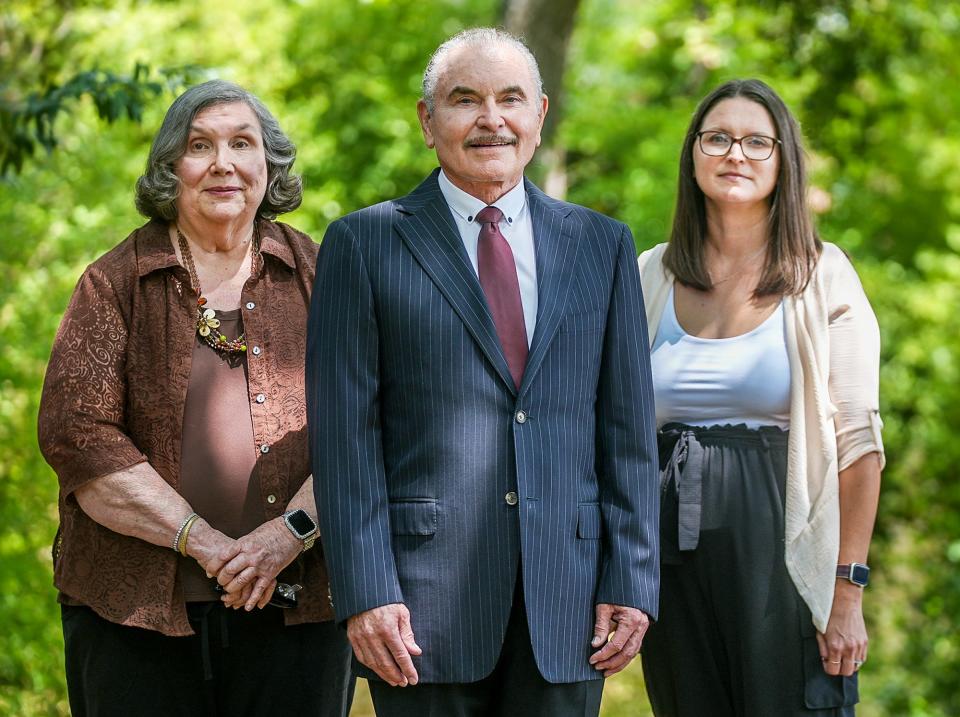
[693,97,780,209]
[174,102,268,228]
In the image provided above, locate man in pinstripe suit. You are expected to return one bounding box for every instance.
[307,28,659,716]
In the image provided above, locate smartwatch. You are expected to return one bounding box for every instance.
[836,562,870,587]
[283,509,318,552]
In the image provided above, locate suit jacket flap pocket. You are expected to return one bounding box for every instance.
[577,503,602,539]
[389,499,438,536]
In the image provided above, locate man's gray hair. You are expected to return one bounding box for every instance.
[421,28,544,114]
[135,79,302,221]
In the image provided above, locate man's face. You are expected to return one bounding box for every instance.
[417,43,548,202]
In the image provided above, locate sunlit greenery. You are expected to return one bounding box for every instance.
[2,1,958,715]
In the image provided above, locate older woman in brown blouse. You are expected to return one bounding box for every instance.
[39,80,353,717]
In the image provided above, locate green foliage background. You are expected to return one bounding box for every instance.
[2,1,958,715]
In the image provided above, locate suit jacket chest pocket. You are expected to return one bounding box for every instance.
[560,310,606,334]
[552,310,606,389]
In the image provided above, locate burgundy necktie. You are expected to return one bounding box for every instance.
[476,206,528,389]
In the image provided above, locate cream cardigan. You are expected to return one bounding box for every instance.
[638,242,885,631]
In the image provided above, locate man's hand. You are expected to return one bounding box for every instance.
[817,582,868,677]
[347,603,422,687]
[208,518,302,611]
[588,603,650,676]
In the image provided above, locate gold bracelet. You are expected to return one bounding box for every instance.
[172,512,198,552]
[177,514,200,556]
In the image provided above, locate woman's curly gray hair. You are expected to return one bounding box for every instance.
[135,80,302,221]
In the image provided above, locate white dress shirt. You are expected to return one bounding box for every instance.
[438,170,538,346]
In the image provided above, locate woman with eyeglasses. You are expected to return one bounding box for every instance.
[637,79,884,716]
[38,80,353,717]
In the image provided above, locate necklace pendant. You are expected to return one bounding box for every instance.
[197,307,222,338]
[178,224,258,356]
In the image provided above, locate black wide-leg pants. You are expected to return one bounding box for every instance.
[62,601,355,717]
[641,423,859,717]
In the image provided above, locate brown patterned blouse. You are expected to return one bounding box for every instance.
[38,218,334,636]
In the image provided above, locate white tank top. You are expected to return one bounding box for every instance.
[651,285,791,429]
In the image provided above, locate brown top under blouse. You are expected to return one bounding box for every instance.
[178,308,264,602]
[38,218,333,636]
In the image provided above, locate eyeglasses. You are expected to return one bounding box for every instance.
[696,130,781,161]
[213,581,303,609]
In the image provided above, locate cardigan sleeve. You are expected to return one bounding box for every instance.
[823,244,886,471]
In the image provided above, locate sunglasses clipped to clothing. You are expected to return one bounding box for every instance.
[696,130,781,160]
[213,581,303,609]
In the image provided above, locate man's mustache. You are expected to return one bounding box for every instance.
[464,135,517,148]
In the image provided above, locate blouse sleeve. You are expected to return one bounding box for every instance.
[38,265,148,496]
[824,247,886,472]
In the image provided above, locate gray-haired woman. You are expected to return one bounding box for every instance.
[39,80,354,717]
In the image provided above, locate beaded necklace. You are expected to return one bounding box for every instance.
[176,225,260,355]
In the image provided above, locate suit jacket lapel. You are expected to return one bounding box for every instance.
[395,172,517,393]
[520,180,580,398]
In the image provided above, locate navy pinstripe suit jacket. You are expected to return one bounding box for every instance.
[307,170,659,684]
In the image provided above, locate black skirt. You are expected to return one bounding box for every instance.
[641,423,858,717]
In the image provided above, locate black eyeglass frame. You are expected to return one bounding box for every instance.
[695,130,782,161]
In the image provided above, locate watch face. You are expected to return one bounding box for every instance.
[850,563,870,586]
[286,510,316,537]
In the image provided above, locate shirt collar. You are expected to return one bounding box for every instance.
[136,220,180,277]
[438,170,527,226]
[136,218,296,278]
[257,220,296,270]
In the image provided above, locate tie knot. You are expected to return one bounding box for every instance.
[476,206,504,226]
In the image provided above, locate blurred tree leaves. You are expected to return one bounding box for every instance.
[277,0,496,229]
[1,63,201,174]
[561,0,960,264]
[1,1,959,716]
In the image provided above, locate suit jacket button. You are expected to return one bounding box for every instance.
[505,491,519,506]
[515,410,527,424]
